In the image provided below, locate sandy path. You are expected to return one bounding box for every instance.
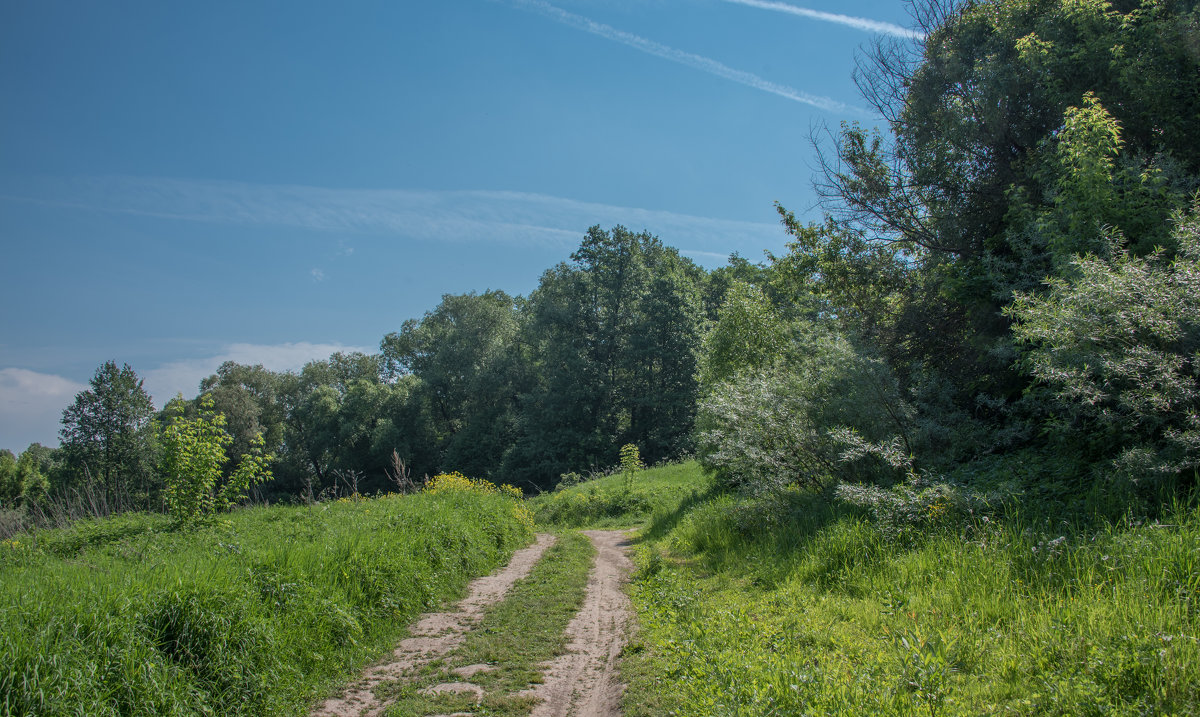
[310,533,557,717]
[527,529,635,717]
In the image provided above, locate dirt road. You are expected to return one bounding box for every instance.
[525,530,635,717]
[311,533,558,717]
[311,529,636,717]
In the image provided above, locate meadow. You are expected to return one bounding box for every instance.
[0,485,533,716]
[544,461,1199,716]
[6,458,1196,716]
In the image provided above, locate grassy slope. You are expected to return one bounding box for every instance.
[0,490,534,716]
[544,462,1200,716]
[529,461,706,529]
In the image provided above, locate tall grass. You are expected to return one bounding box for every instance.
[0,489,533,716]
[531,461,707,529]
[620,466,1200,716]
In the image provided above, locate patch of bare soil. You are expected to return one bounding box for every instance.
[311,533,557,717]
[526,529,635,717]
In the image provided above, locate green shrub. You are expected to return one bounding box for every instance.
[696,323,913,493]
[160,396,273,526]
[834,476,1003,543]
[1008,201,1200,488]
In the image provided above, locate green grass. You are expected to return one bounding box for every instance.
[381,531,595,716]
[0,489,534,716]
[620,475,1200,716]
[530,461,709,529]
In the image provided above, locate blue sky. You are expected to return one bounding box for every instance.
[0,0,917,451]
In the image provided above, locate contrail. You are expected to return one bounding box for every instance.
[721,0,923,40]
[508,0,865,115]
[0,176,787,252]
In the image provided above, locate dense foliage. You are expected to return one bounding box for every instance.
[695,0,1200,513]
[1,227,712,518]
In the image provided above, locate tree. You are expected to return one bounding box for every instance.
[625,253,706,460]
[699,280,791,386]
[380,291,525,477]
[14,446,51,505]
[0,450,18,507]
[198,362,287,474]
[275,352,433,498]
[807,0,1200,393]
[829,0,1199,258]
[504,226,706,486]
[701,252,771,322]
[59,361,157,508]
[160,395,273,525]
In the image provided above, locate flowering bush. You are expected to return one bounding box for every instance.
[424,471,533,531]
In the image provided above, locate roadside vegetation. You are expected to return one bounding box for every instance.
[0,480,533,716]
[538,460,1197,715]
[623,469,1198,715]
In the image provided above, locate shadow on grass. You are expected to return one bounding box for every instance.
[635,484,887,592]
[636,485,722,544]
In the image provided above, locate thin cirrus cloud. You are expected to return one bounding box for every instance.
[4,175,786,257]
[720,0,923,40]
[506,0,869,115]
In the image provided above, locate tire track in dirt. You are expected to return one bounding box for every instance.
[526,529,635,717]
[311,533,557,717]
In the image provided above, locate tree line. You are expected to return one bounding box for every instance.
[2,226,724,510]
[5,0,1198,520]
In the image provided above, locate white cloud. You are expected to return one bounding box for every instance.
[0,369,87,451]
[140,341,373,405]
[508,0,867,114]
[4,178,787,256]
[721,0,923,40]
[0,344,373,450]
[311,268,325,282]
